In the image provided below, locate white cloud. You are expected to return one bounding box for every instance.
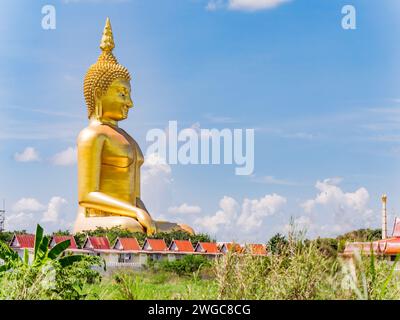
[142,153,171,184]
[168,203,202,215]
[237,194,287,231]
[196,196,240,234]
[14,147,40,162]
[196,194,286,239]
[12,198,45,212]
[42,197,68,223]
[299,178,375,237]
[51,147,77,166]
[301,178,369,215]
[6,196,70,232]
[206,0,224,10]
[207,0,291,11]
[5,212,35,232]
[141,153,173,218]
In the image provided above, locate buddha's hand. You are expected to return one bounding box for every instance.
[135,207,157,236]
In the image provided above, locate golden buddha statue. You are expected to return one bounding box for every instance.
[73,18,194,236]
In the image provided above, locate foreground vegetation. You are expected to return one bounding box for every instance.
[1,224,398,300]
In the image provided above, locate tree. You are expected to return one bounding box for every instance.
[0,231,14,244]
[337,228,382,243]
[267,233,288,254]
[0,230,28,244]
[52,229,71,236]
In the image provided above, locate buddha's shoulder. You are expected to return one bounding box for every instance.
[77,124,113,143]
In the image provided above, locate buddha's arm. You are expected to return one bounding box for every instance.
[77,129,155,234]
[134,162,150,212]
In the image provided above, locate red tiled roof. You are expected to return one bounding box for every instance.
[115,238,141,251]
[223,243,243,253]
[378,237,400,255]
[248,244,267,255]
[87,236,110,250]
[143,239,167,251]
[195,242,219,254]
[392,218,400,237]
[11,234,35,248]
[51,235,77,249]
[169,240,194,253]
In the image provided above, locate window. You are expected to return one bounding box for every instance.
[119,253,132,263]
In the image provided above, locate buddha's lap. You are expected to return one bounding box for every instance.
[73,206,145,233]
[73,207,194,234]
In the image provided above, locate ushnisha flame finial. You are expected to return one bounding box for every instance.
[100,17,115,53]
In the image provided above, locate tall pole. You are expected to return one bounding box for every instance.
[382,194,387,240]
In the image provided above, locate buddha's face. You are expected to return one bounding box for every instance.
[97,78,133,122]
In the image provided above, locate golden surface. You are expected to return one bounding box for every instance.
[73,18,194,236]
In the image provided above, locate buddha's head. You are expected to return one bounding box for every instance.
[84,18,133,122]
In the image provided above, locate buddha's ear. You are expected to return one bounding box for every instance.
[94,88,103,120]
[94,88,102,101]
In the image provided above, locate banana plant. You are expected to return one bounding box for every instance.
[0,224,85,273]
[33,224,86,268]
[0,239,21,272]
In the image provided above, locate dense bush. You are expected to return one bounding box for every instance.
[0,256,103,300]
[159,255,211,276]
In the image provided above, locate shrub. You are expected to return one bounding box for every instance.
[159,255,211,276]
[0,255,103,300]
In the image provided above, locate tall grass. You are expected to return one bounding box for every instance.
[214,229,400,300]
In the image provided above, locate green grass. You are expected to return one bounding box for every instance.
[83,270,218,300]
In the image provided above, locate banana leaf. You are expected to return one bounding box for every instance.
[48,240,71,259]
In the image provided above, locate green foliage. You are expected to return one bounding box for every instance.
[0,231,14,244]
[28,225,85,269]
[159,255,211,276]
[0,256,103,300]
[53,255,103,299]
[74,226,147,248]
[0,230,29,244]
[0,224,102,300]
[337,228,382,243]
[74,226,213,248]
[148,231,214,247]
[313,238,339,258]
[52,230,71,236]
[267,233,288,254]
[0,239,21,272]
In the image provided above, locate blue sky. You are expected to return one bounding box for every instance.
[1,0,400,242]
